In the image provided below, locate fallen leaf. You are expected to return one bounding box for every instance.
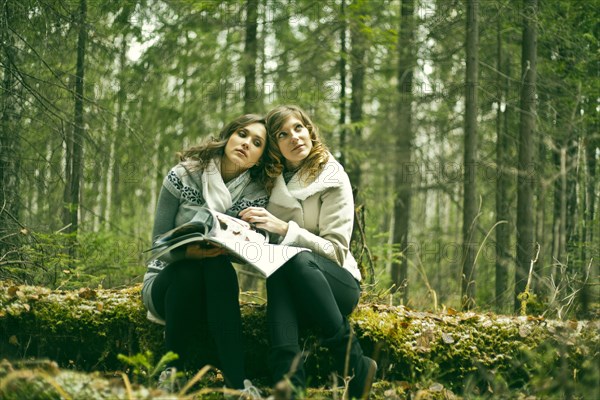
[430,382,444,392]
[568,320,578,330]
[383,389,402,399]
[9,335,19,346]
[398,381,411,390]
[519,324,531,337]
[78,288,97,300]
[442,332,455,344]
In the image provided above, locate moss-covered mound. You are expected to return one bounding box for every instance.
[1,281,599,398]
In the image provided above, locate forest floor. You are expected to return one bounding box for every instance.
[0,357,560,400]
[1,281,599,399]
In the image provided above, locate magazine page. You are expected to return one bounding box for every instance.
[146,233,212,262]
[145,209,309,277]
[208,237,308,277]
[206,212,309,278]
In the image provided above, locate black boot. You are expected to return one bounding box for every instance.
[268,345,306,399]
[321,318,377,399]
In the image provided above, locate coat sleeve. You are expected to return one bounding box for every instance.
[149,174,181,265]
[152,185,179,242]
[280,174,354,267]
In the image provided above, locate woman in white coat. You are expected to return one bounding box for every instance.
[240,105,376,399]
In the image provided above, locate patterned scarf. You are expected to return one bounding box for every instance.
[201,156,251,212]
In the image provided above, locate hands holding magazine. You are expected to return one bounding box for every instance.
[145,207,308,278]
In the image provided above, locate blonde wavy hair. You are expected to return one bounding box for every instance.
[265,105,329,186]
[177,114,270,186]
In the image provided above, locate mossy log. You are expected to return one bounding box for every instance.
[1,281,599,396]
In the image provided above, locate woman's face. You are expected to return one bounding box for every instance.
[223,122,267,170]
[275,116,313,169]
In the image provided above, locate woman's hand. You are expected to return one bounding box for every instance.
[185,243,226,259]
[239,207,289,237]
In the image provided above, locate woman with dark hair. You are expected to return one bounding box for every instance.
[142,114,266,398]
[240,105,377,399]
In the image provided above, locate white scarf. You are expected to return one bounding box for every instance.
[202,157,251,212]
[269,153,344,205]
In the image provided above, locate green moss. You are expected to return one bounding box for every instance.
[1,282,599,398]
[351,305,599,397]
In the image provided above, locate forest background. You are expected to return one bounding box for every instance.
[0,0,598,320]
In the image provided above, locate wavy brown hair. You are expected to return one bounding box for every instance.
[177,114,270,186]
[264,105,329,186]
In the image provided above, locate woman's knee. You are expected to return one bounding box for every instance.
[287,251,319,267]
[170,261,205,283]
[203,256,237,280]
[281,252,321,275]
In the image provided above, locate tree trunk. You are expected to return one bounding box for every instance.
[495,16,511,313]
[70,0,86,235]
[434,189,443,305]
[349,2,367,190]
[550,143,564,273]
[0,0,20,258]
[392,0,415,304]
[565,139,579,254]
[338,0,347,166]
[106,38,128,228]
[515,0,537,312]
[579,101,598,318]
[243,0,259,113]
[534,136,546,293]
[258,0,266,109]
[461,0,479,310]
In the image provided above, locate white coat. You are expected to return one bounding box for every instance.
[267,154,362,281]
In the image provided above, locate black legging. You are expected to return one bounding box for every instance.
[150,256,245,388]
[266,251,361,375]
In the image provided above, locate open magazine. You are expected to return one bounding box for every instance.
[145,208,309,278]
